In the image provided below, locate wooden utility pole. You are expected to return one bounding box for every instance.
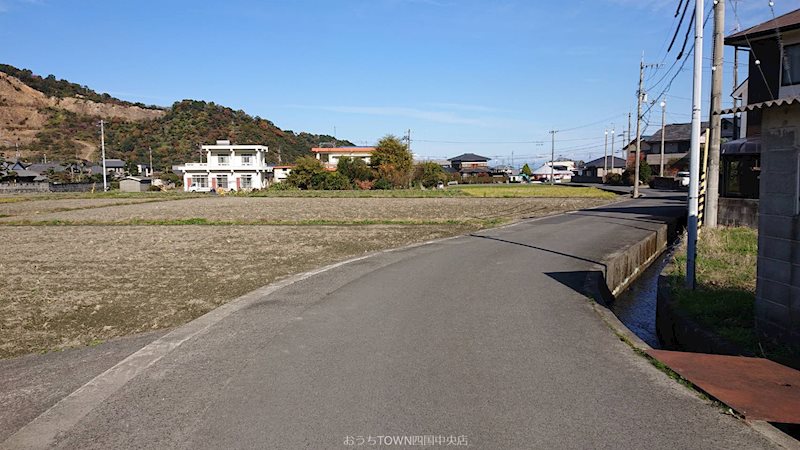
[705,0,725,228]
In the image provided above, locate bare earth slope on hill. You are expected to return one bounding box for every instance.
[0,72,164,156]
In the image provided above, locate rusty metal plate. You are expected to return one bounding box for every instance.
[647,349,800,423]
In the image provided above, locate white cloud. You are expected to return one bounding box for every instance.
[287,104,502,127]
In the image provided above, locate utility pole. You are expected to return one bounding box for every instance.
[610,125,616,173]
[603,130,609,177]
[687,0,705,289]
[634,59,645,198]
[660,99,667,177]
[627,112,632,157]
[706,0,725,228]
[549,130,557,185]
[634,57,661,198]
[406,129,412,153]
[148,146,153,176]
[100,120,108,192]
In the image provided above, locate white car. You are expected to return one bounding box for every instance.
[676,171,690,187]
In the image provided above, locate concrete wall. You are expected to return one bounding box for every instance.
[757,103,800,350]
[0,182,49,193]
[719,198,759,229]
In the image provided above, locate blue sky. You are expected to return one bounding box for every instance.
[0,0,796,167]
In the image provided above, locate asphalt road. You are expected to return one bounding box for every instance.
[5,191,775,449]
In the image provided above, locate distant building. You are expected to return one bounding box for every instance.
[626,121,734,176]
[447,153,491,171]
[580,156,626,179]
[175,140,270,192]
[104,159,126,177]
[311,146,374,171]
[270,165,293,183]
[120,176,152,192]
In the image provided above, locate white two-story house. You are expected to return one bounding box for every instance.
[176,140,269,192]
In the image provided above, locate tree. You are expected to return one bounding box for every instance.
[371,135,413,188]
[337,156,374,182]
[521,163,532,177]
[286,156,326,190]
[638,162,653,184]
[413,162,447,188]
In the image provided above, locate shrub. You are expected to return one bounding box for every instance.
[318,171,351,190]
[355,180,374,190]
[286,156,326,189]
[372,178,393,190]
[337,157,374,182]
[413,161,448,188]
[147,184,161,192]
[604,173,623,185]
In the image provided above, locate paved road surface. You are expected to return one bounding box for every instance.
[5,191,775,449]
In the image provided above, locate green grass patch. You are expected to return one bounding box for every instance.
[667,227,798,362]
[454,184,616,199]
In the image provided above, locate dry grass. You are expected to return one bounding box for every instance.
[0,194,618,358]
[0,224,474,358]
[0,196,614,224]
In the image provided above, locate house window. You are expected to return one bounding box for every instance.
[782,44,800,87]
[193,175,208,188]
[218,155,229,166]
[241,174,253,189]
[241,154,253,166]
[217,175,228,189]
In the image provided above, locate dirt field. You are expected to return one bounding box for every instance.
[0,193,618,358]
[0,196,614,224]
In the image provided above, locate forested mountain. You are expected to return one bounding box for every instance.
[0,64,350,168]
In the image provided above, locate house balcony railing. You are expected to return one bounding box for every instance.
[179,162,269,171]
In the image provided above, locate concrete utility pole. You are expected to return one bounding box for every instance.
[406,129,412,153]
[100,120,108,192]
[549,130,557,185]
[604,130,609,176]
[634,58,662,198]
[610,125,616,173]
[687,0,705,289]
[660,100,667,177]
[627,112,632,158]
[149,146,153,176]
[705,0,725,228]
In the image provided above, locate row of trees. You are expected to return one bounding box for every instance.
[284,135,450,190]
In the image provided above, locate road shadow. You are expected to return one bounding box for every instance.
[545,270,612,305]
[468,234,605,268]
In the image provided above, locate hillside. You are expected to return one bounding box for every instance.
[0,65,348,167]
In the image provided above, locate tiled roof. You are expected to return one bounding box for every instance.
[448,153,491,162]
[584,156,627,168]
[726,8,800,46]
